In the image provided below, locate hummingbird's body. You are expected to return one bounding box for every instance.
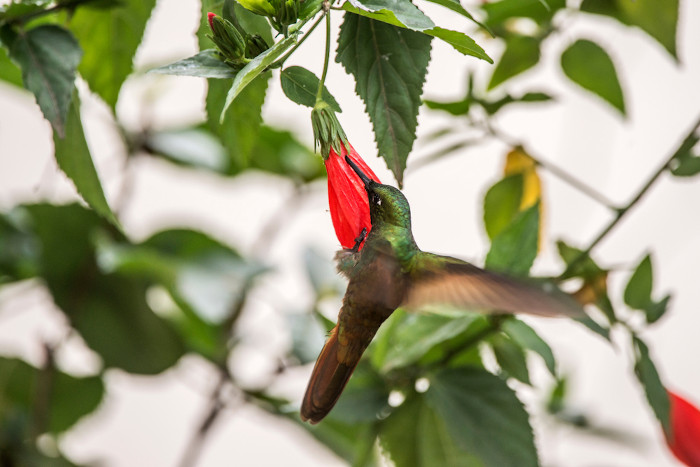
[300,159,583,424]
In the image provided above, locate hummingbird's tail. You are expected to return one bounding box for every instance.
[300,325,361,424]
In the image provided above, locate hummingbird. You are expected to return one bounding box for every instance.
[300,156,583,424]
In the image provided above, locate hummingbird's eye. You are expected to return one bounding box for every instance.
[371,193,381,206]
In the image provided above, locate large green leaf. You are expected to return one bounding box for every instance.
[26,204,186,374]
[483,174,523,240]
[69,0,157,109]
[208,75,269,171]
[560,39,625,116]
[488,35,540,89]
[299,416,379,466]
[53,91,119,228]
[427,367,538,467]
[220,35,296,120]
[0,211,38,284]
[245,125,325,181]
[339,5,490,62]
[150,49,238,79]
[381,394,481,467]
[0,357,104,434]
[280,66,341,111]
[345,0,435,31]
[581,0,678,59]
[375,311,481,372]
[485,202,539,276]
[337,15,431,186]
[633,337,670,434]
[8,25,81,137]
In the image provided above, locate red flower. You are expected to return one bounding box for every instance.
[666,391,700,466]
[207,12,216,31]
[325,143,380,250]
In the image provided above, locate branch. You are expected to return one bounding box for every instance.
[561,114,700,278]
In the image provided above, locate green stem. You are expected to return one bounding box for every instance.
[271,11,325,68]
[561,114,700,278]
[315,8,331,104]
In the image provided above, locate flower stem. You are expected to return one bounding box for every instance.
[315,5,331,104]
[271,12,325,68]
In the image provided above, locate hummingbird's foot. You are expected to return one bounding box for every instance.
[351,228,367,253]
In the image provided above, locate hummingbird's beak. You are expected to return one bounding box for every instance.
[345,155,372,189]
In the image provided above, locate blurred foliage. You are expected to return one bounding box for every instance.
[0,0,695,465]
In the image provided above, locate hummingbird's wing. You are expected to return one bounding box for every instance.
[402,253,584,318]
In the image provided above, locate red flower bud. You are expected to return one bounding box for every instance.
[666,391,700,467]
[207,12,217,31]
[325,142,380,250]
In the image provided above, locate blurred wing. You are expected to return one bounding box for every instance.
[403,255,584,318]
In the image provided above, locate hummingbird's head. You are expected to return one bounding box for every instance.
[345,156,412,229]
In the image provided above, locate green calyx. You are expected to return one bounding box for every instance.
[238,0,302,36]
[311,101,348,159]
[208,15,270,69]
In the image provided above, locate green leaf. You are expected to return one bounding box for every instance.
[0,45,23,88]
[299,417,379,466]
[485,202,539,276]
[381,394,480,467]
[556,240,604,280]
[150,49,238,79]
[344,0,435,31]
[646,295,671,324]
[330,362,390,423]
[69,0,157,109]
[424,27,491,63]
[669,133,700,177]
[575,316,611,341]
[53,91,120,228]
[0,0,53,23]
[560,39,626,116]
[427,367,538,467]
[0,357,104,434]
[491,334,530,384]
[8,25,81,137]
[503,318,556,375]
[208,74,269,171]
[220,35,296,121]
[480,91,554,115]
[483,174,523,240]
[0,211,39,284]
[633,337,670,434]
[246,126,325,181]
[27,204,186,374]
[488,35,540,90]
[376,311,480,372]
[423,97,471,116]
[144,127,228,172]
[339,6,490,62]
[280,66,341,112]
[422,0,476,22]
[581,0,678,59]
[482,0,565,28]
[337,15,431,186]
[624,254,652,310]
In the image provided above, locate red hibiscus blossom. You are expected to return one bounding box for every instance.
[666,391,700,467]
[325,142,380,250]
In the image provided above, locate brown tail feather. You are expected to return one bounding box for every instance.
[300,326,362,424]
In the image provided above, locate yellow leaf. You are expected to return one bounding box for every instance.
[504,147,541,209]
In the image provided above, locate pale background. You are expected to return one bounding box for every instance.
[1,0,699,465]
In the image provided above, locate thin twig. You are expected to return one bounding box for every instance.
[561,114,700,278]
[177,369,229,467]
